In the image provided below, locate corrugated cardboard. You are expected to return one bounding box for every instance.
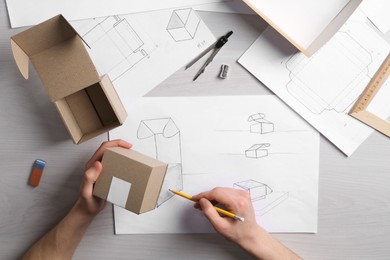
[93,147,168,214]
[10,15,127,143]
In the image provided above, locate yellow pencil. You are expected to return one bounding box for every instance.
[169,189,245,222]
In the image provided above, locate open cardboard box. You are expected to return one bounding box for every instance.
[243,0,362,56]
[10,15,127,144]
[93,147,168,214]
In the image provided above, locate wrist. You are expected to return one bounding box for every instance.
[72,199,99,223]
[238,225,301,260]
[237,225,271,259]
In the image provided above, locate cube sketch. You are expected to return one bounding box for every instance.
[245,143,270,159]
[166,8,200,42]
[137,118,183,207]
[234,180,273,201]
[248,113,274,134]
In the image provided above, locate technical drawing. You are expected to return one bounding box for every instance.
[245,143,270,159]
[137,118,183,207]
[234,180,273,201]
[80,15,157,81]
[284,31,373,114]
[248,113,274,134]
[166,8,200,42]
[253,191,289,216]
[233,179,289,216]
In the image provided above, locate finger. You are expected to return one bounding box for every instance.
[192,191,211,201]
[81,161,102,199]
[86,139,132,169]
[199,198,229,228]
[193,188,227,203]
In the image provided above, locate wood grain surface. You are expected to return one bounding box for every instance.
[1,1,390,259]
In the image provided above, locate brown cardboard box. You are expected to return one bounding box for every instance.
[10,15,127,144]
[93,147,168,214]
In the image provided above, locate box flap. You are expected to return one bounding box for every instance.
[11,15,100,101]
[99,75,127,123]
[11,15,77,57]
[10,39,29,79]
[31,37,99,101]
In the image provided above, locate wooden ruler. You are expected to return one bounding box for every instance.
[349,53,390,137]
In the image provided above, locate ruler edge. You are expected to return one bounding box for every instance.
[349,52,390,136]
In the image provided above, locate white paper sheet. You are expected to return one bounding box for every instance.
[110,95,319,233]
[360,0,390,34]
[367,77,390,120]
[195,0,255,14]
[238,10,390,156]
[5,0,224,28]
[70,8,216,105]
[242,0,350,49]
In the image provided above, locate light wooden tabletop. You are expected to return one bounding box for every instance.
[1,1,390,259]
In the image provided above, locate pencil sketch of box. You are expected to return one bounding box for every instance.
[248,113,274,134]
[137,118,183,206]
[245,143,270,158]
[81,15,155,81]
[234,180,273,201]
[166,8,200,42]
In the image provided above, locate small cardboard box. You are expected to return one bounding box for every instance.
[93,147,168,214]
[10,15,127,144]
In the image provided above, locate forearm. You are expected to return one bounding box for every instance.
[238,226,301,260]
[22,199,97,260]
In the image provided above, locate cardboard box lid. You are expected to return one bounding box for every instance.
[10,15,100,101]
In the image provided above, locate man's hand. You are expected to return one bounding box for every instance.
[192,187,259,244]
[192,187,301,260]
[77,139,132,216]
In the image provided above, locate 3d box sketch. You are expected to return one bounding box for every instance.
[81,15,155,81]
[245,143,270,158]
[166,8,200,42]
[248,113,274,134]
[234,180,273,201]
[137,118,183,207]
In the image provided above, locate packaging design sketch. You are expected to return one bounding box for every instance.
[284,31,373,114]
[234,179,289,216]
[137,118,183,207]
[79,15,157,81]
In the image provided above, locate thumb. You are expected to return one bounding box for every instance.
[82,161,103,194]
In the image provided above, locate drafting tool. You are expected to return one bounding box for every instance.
[169,189,245,221]
[186,31,233,81]
[349,53,390,137]
[29,159,46,187]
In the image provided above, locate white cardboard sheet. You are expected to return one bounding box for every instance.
[367,77,390,120]
[238,10,390,156]
[70,8,216,105]
[360,0,390,34]
[195,0,255,14]
[242,0,351,49]
[110,95,319,234]
[5,0,224,28]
